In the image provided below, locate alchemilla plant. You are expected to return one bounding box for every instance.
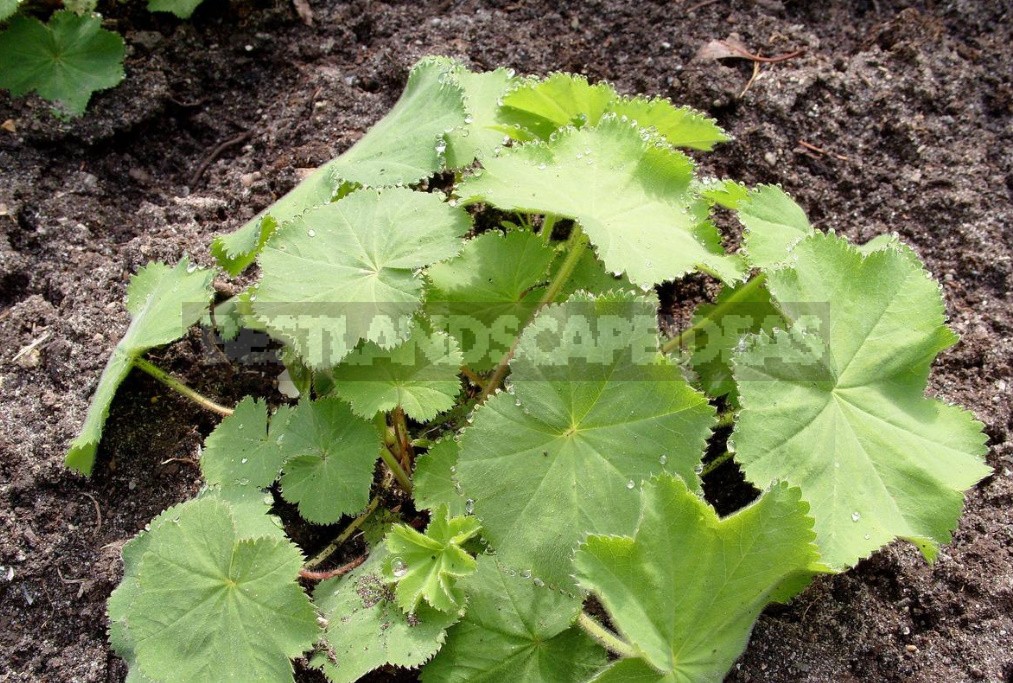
[68,57,990,682]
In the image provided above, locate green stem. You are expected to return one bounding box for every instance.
[701,450,734,477]
[540,213,558,243]
[460,365,487,390]
[715,410,736,429]
[134,357,234,417]
[303,496,380,569]
[577,612,638,659]
[480,226,589,401]
[380,444,413,494]
[660,273,767,355]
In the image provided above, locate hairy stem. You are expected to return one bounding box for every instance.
[480,226,589,400]
[540,213,558,242]
[460,365,487,391]
[304,496,381,570]
[134,357,234,417]
[660,273,767,355]
[701,450,734,477]
[392,406,414,469]
[299,555,367,581]
[380,444,413,494]
[576,612,638,659]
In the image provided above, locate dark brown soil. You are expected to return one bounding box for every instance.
[1,0,1011,681]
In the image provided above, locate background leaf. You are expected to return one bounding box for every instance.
[0,0,21,21]
[147,0,204,19]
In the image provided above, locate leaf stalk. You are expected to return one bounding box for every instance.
[660,272,768,355]
[303,496,381,570]
[576,611,638,659]
[133,357,234,417]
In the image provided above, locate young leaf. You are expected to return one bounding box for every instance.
[498,72,616,140]
[413,438,467,517]
[66,259,214,475]
[277,397,380,525]
[329,326,464,422]
[457,115,740,287]
[200,397,292,490]
[254,187,470,368]
[737,185,813,269]
[575,475,820,682]
[426,230,555,370]
[731,232,990,568]
[445,65,516,167]
[384,504,481,613]
[608,96,729,151]
[123,497,320,682]
[147,0,204,19]
[0,11,124,116]
[312,548,459,683]
[422,556,606,682]
[0,0,21,21]
[456,293,716,587]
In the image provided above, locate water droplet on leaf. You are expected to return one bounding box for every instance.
[391,557,408,578]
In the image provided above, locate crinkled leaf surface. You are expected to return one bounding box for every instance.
[200,397,293,489]
[254,187,470,368]
[278,397,380,524]
[124,498,319,682]
[737,185,813,269]
[312,548,458,683]
[384,505,481,613]
[66,259,214,475]
[445,65,516,167]
[575,475,820,683]
[0,11,124,115]
[413,438,467,517]
[458,115,739,287]
[147,0,203,18]
[426,230,555,369]
[731,233,990,568]
[422,555,606,682]
[456,293,715,587]
[330,326,463,421]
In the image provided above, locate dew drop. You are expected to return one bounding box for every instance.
[464,115,474,124]
[240,458,248,464]
[465,498,475,514]
[237,424,245,430]
[521,569,532,579]
[307,229,316,238]
[659,454,668,465]
[186,262,198,273]
[533,578,545,587]
[507,568,517,577]
[391,557,408,578]
[276,434,286,445]
[864,533,871,540]
[576,153,584,160]
[449,465,456,474]
[538,163,547,170]
[626,479,636,490]
[851,511,861,522]
[693,463,704,475]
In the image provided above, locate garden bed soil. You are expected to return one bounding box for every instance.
[1,0,1011,680]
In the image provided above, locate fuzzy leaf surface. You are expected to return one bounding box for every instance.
[456,293,715,586]
[313,548,458,683]
[413,438,467,517]
[737,185,813,269]
[458,115,738,287]
[426,230,555,369]
[384,505,481,613]
[254,187,470,368]
[575,475,820,683]
[422,556,606,682]
[330,326,463,421]
[66,259,214,475]
[124,498,319,682]
[276,397,379,524]
[0,11,124,115]
[731,233,990,568]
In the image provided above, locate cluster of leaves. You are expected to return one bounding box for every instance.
[74,57,990,682]
[0,0,204,115]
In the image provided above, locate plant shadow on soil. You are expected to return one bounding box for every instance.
[1,0,1011,681]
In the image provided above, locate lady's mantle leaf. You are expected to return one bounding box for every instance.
[66,259,214,475]
[422,555,606,682]
[212,56,467,274]
[330,326,464,422]
[413,438,467,517]
[0,11,124,115]
[731,233,991,569]
[200,397,293,490]
[575,475,820,683]
[254,187,470,368]
[445,65,516,168]
[0,0,22,21]
[426,230,555,369]
[124,498,319,682]
[383,504,481,613]
[147,0,204,19]
[278,397,380,524]
[312,548,459,683]
[457,115,738,287]
[456,293,715,587]
[736,185,813,269]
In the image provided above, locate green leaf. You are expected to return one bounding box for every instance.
[426,230,555,370]
[329,326,463,422]
[608,96,729,151]
[575,475,820,683]
[731,232,991,568]
[413,438,467,517]
[384,505,481,613]
[0,0,21,22]
[202,484,287,541]
[445,65,516,168]
[312,548,459,683]
[422,556,606,682]
[147,0,204,19]
[737,185,813,269]
[212,213,282,277]
[200,397,293,490]
[254,187,470,368]
[456,293,715,587]
[124,497,320,682]
[458,115,739,287]
[499,72,616,140]
[66,259,214,475]
[0,11,124,115]
[278,397,380,525]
